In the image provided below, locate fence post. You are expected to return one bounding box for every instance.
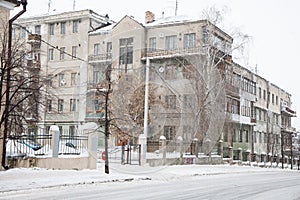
[88,132,98,169]
[159,135,166,165]
[177,136,183,159]
[50,125,60,158]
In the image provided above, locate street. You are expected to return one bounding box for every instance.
[1,170,300,200]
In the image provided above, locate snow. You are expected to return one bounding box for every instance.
[144,15,198,27]
[0,162,295,193]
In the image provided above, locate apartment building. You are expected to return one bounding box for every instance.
[14,9,296,163]
[14,9,113,135]
[88,11,296,162]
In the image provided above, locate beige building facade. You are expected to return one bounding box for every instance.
[12,9,297,164]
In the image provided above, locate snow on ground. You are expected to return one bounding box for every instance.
[1,162,296,193]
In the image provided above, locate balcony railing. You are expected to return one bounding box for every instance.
[88,53,112,62]
[281,102,296,117]
[145,47,203,58]
[27,34,41,44]
[281,126,296,133]
[27,59,41,69]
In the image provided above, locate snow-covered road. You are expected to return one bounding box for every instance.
[1,164,300,199]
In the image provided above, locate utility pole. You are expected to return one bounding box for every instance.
[139,57,150,165]
[2,0,27,170]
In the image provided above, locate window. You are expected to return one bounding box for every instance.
[245,131,249,143]
[258,87,261,98]
[183,94,193,109]
[239,130,243,142]
[60,21,66,34]
[264,133,267,143]
[223,131,228,142]
[164,126,175,140]
[35,25,41,34]
[70,99,77,112]
[73,20,79,33]
[165,35,177,50]
[165,95,176,109]
[272,94,274,104]
[59,73,65,87]
[72,46,78,59]
[232,129,236,142]
[49,48,54,61]
[119,37,133,65]
[259,132,262,143]
[94,43,100,55]
[106,42,112,58]
[149,37,156,51]
[47,99,52,112]
[184,33,196,49]
[71,73,77,86]
[241,100,251,117]
[202,26,208,45]
[226,97,240,114]
[58,99,64,112]
[276,96,278,105]
[263,90,266,100]
[93,71,101,84]
[49,23,54,35]
[21,28,26,39]
[60,47,65,60]
[94,99,102,111]
[69,126,75,137]
[253,131,257,143]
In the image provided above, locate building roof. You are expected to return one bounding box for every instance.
[0,0,19,9]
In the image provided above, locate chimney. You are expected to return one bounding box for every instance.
[145,11,155,24]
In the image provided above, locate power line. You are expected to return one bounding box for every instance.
[14,23,87,62]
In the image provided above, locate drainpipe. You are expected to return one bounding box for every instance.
[2,0,27,169]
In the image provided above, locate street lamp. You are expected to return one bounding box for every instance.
[2,0,27,169]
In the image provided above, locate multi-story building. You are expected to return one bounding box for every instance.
[15,9,113,136]
[15,9,296,164]
[0,0,21,169]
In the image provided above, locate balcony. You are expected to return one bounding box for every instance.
[88,53,112,63]
[27,59,41,69]
[225,83,240,98]
[281,126,296,134]
[145,47,203,59]
[281,102,296,117]
[27,34,41,44]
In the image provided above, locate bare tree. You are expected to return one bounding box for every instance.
[0,21,48,167]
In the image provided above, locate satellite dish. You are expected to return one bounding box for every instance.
[158,66,164,73]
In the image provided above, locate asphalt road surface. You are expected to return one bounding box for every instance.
[1,171,300,200]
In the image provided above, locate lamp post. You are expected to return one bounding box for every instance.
[2,0,27,169]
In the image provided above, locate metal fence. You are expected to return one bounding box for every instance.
[6,134,88,157]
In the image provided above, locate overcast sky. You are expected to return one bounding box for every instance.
[12,0,300,129]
